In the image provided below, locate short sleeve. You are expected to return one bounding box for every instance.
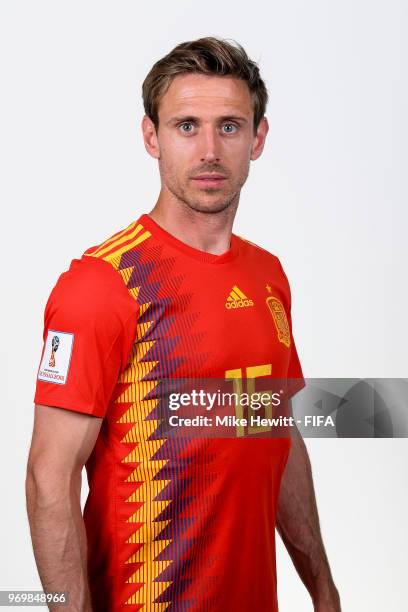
[276,257,306,399]
[34,256,139,417]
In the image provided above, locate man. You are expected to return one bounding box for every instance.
[26,37,341,611]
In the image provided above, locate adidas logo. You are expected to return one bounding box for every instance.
[225,285,254,309]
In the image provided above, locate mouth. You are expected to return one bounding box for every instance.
[191,175,227,188]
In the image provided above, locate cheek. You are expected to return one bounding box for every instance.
[230,151,250,177]
[159,149,189,185]
[161,137,192,166]
[224,138,251,164]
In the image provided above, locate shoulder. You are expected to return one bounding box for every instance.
[46,217,151,321]
[83,217,151,264]
[52,256,124,301]
[236,233,283,270]
[45,255,137,328]
[236,233,292,297]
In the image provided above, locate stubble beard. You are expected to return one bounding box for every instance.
[164,164,250,215]
[176,190,236,215]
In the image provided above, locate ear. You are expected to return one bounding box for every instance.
[250,116,269,161]
[141,115,160,159]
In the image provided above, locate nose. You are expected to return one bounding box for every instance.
[200,125,221,163]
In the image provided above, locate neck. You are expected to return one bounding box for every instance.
[147,189,240,255]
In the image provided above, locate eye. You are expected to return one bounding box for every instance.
[222,123,238,134]
[179,122,194,133]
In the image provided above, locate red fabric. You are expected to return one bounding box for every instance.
[34,213,305,611]
[35,257,138,417]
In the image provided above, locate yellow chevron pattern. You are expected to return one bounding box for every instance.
[86,223,172,609]
[84,221,151,264]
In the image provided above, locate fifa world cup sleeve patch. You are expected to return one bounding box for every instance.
[37,330,74,385]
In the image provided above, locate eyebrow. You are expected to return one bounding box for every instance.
[167,115,249,125]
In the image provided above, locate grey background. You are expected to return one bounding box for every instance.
[0,0,406,610]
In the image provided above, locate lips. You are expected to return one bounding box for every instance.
[192,174,227,187]
[193,174,226,180]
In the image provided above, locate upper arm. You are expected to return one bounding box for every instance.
[27,404,103,477]
[287,398,303,444]
[33,257,138,418]
[28,257,138,490]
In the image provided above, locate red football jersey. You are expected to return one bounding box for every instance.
[34,213,305,611]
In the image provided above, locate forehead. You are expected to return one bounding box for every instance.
[158,73,253,118]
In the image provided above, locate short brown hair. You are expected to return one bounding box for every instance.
[142,37,268,132]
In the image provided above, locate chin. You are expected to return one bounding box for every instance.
[187,200,232,214]
[184,190,235,214]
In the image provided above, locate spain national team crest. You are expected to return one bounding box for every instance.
[266,295,291,348]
